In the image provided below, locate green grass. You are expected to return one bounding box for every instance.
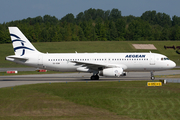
[171,68,180,70]
[155,74,180,78]
[1,41,180,68]
[0,81,180,120]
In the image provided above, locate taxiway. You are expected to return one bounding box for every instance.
[0,70,179,88]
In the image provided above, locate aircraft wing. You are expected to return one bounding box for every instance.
[71,61,127,71]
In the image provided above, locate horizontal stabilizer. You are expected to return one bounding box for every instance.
[6,55,28,60]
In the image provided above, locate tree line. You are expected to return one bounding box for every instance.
[1,8,180,43]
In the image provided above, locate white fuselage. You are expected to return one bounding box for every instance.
[6,27,177,80]
[8,52,176,72]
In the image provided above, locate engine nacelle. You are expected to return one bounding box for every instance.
[99,68,123,77]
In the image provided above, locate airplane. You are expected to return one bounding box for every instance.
[6,27,176,80]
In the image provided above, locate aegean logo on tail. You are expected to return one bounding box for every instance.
[10,34,34,56]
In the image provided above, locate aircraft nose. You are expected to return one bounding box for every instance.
[170,61,176,68]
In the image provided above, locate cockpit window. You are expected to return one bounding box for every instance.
[161,57,169,60]
[164,58,169,60]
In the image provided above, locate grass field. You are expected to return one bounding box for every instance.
[0,81,180,120]
[155,74,180,78]
[1,41,180,68]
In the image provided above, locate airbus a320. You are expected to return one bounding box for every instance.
[6,27,176,80]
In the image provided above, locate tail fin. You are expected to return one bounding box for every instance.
[8,27,40,56]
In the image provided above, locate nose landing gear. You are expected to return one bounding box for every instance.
[151,71,155,81]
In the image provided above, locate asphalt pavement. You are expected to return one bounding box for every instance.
[0,70,179,88]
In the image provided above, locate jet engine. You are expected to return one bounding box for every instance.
[99,68,123,77]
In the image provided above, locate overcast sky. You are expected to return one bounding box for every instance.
[0,0,179,23]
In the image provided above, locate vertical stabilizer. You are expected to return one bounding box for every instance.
[8,27,40,56]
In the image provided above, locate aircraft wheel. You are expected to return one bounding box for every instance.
[91,75,99,80]
[91,76,95,80]
[95,75,99,80]
[151,76,155,80]
[150,71,155,80]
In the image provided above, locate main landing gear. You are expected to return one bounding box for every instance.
[90,74,99,80]
[151,71,155,80]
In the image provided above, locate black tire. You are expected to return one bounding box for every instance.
[95,75,99,80]
[151,76,155,80]
[91,75,99,80]
[91,76,95,80]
